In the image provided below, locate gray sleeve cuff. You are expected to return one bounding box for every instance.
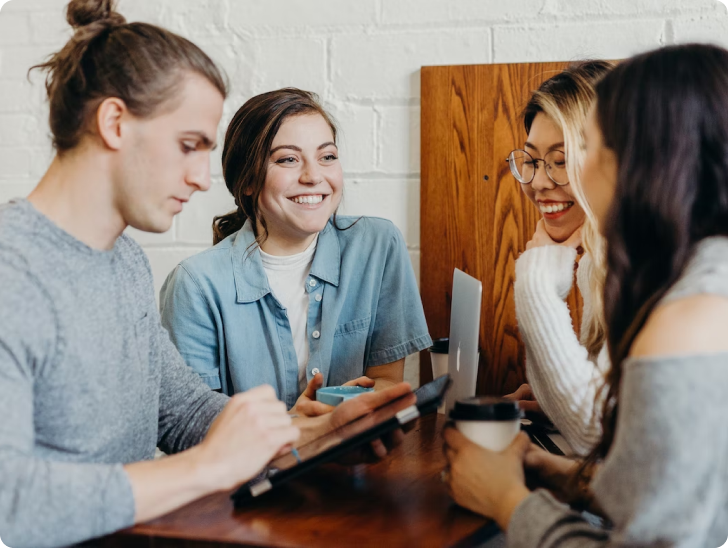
[101,464,137,535]
[507,490,609,548]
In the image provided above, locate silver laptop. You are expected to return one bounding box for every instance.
[445,269,483,413]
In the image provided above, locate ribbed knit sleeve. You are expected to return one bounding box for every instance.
[514,246,606,455]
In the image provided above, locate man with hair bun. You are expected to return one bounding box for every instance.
[0,2,412,547]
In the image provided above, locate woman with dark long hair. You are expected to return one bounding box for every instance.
[444,43,728,547]
[160,88,431,415]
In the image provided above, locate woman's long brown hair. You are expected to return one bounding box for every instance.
[581,44,728,478]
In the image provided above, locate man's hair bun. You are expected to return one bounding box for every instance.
[66,0,126,29]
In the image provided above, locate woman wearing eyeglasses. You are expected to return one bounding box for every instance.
[504,61,613,456]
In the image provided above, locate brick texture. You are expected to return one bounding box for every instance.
[2,0,728,384]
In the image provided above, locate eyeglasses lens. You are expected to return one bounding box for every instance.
[545,150,568,185]
[509,151,533,183]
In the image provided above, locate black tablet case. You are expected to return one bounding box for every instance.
[232,374,452,506]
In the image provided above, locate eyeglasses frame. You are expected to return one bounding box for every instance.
[505,149,569,186]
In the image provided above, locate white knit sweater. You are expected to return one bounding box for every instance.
[514,246,609,456]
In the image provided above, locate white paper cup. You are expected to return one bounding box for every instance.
[450,397,522,452]
[429,338,480,414]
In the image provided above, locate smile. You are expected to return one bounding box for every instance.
[538,201,574,214]
[289,195,325,205]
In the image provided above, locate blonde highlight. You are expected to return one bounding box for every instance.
[524,61,614,359]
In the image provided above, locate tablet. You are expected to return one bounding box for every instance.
[231,374,452,506]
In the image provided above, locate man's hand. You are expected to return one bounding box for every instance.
[193,385,300,491]
[126,385,299,524]
[292,373,376,417]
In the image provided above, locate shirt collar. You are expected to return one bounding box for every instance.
[310,220,340,287]
[232,218,341,304]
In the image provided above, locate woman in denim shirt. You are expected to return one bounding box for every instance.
[160,88,432,415]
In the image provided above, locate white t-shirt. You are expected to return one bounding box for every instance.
[259,236,318,394]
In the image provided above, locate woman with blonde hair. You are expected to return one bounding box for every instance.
[505,60,613,455]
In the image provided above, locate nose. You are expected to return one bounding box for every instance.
[186,153,212,192]
[299,159,323,185]
[530,161,556,192]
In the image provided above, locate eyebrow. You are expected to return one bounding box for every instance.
[182,131,217,151]
[524,141,565,153]
[270,142,338,154]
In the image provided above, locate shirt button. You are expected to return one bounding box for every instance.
[309,279,317,287]
[312,368,320,375]
[315,294,322,302]
[312,330,321,339]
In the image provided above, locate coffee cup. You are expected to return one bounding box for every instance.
[449,397,522,451]
[428,338,449,413]
[428,338,481,414]
[428,338,450,378]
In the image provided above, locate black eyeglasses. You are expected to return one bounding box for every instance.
[506,149,569,186]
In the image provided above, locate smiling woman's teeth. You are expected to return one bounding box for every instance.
[539,201,574,213]
[291,195,324,205]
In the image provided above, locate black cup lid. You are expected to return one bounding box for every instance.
[449,397,522,421]
[428,338,483,354]
[428,337,449,353]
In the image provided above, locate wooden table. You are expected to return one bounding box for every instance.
[100,414,497,548]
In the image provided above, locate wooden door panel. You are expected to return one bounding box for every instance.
[420,62,583,396]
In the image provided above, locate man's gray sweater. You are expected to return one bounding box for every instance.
[0,199,228,548]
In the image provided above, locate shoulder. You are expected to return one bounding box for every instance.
[331,216,402,247]
[632,236,728,358]
[180,238,234,273]
[630,293,728,358]
[165,237,236,291]
[0,244,58,344]
[0,201,38,256]
[662,236,728,303]
[331,215,396,232]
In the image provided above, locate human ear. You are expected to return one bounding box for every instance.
[95,97,127,151]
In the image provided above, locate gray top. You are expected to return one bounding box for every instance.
[509,236,728,548]
[0,199,228,548]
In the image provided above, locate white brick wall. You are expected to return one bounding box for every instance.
[1,0,727,385]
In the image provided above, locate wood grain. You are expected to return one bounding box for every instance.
[99,414,493,548]
[420,62,583,396]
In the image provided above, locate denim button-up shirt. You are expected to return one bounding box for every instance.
[159,216,432,409]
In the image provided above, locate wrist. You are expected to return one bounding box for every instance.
[494,484,530,532]
[183,444,227,495]
[292,413,329,447]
